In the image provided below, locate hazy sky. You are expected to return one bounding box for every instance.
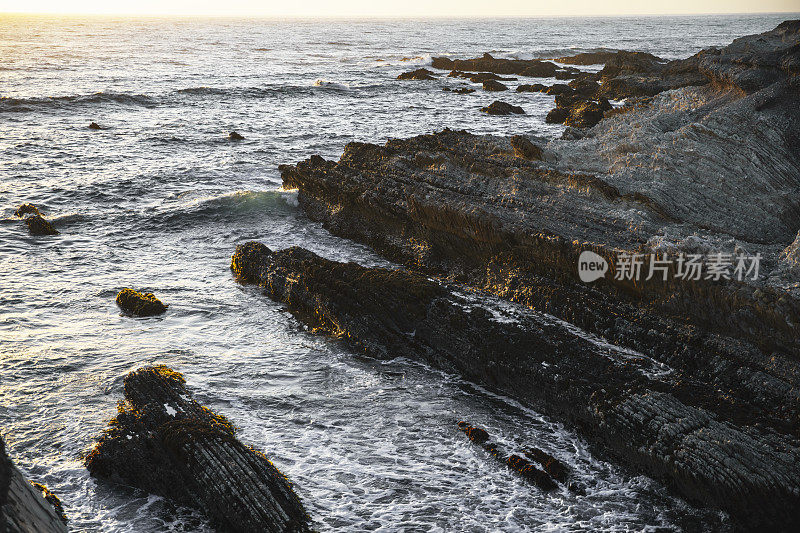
[0,0,798,17]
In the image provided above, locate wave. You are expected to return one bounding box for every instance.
[141,190,297,231]
[312,79,350,91]
[0,92,156,112]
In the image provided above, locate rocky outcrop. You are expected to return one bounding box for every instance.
[449,71,515,83]
[115,288,168,317]
[1,436,68,533]
[272,21,800,528]
[481,80,508,91]
[86,365,310,533]
[397,68,436,80]
[231,243,800,529]
[229,131,244,140]
[480,101,524,115]
[546,94,612,127]
[88,121,102,130]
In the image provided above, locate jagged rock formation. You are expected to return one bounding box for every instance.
[231,243,800,528]
[1,436,68,533]
[480,101,524,115]
[115,288,168,317]
[553,50,622,65]
[85,365,310,533]
[397,68,436,80]
[272,21,800,528]
[229,131,244,140]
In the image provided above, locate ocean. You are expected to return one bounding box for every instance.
[0,13,793,532]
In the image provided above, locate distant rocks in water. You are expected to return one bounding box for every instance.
[1,436,68,532]
[480,101,525,115]
[509,135,543,160]
[481,79,508,91]
[14,203,41,218]
[442,87,475,94]
[553,50,622,65]
[115,288,168,317]
[85,365,310,533]
[24,214,59,236]
[516,83,546,93]
[228,131,245,141]
[88,122,102,130]
[431,53,563,78]
[449,71,516,83]
[397,68,436,80]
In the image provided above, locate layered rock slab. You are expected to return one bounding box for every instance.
[85,365,310,533]
[1,436,67,533]
[231,243,800,529]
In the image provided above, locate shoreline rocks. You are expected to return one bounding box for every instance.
[85,365,310,533]
[231,243,800,528]
[1,436,68,533]
[14,203,59,236]
[431,53,579,79]
[115,288,168,317]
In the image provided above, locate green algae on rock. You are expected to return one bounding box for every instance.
[115,288,168,317]
[85,365,310,533]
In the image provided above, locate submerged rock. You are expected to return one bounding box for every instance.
[228,131,244,140]
[524,448,569,483]
[115,288,168,317]
[85,365,310,533]
[1,436,68,533]
[24,214,58,236]
[480,101,525,115]
[397,68,436,80]
[88,122,102,130]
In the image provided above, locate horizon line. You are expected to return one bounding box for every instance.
[1,10,799,20]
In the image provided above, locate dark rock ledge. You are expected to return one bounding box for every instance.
[266,20,800,529]
[1,435,68,533]
[85,365,310,533]
[231,243,800,529]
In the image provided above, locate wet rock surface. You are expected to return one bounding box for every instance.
[480,101,524,115]
[232,244,800,528]
[115,288,168,317]
[85,365,310,533]
[1,436,68,533]
[13,204,41,218]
